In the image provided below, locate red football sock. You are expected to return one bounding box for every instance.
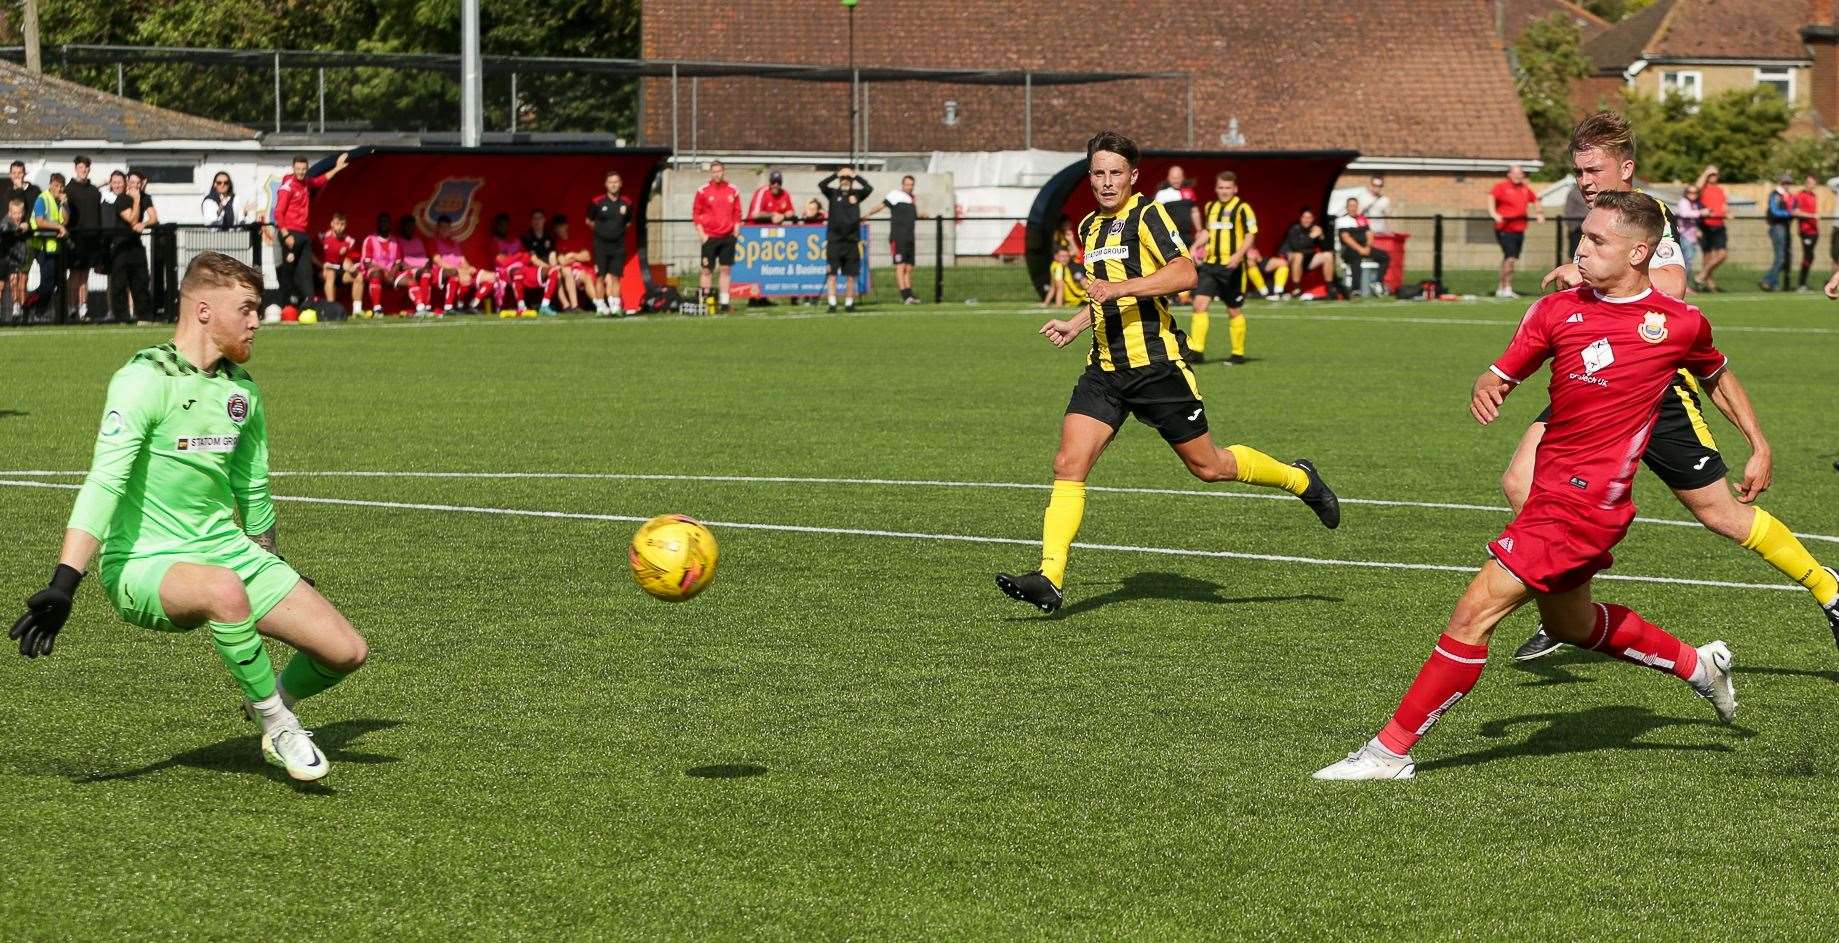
[442,277,459,311]
[541,269,557,303]
[415,272,432,306]
[367,276,382,310]
[1378,634,1488,755]
[1582,603,1698,680]
[492,276,508,308]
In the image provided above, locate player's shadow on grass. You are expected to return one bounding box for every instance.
[72,718,404,789]
[1042,571,1339,619]
[1415,705,1751,773]
[1510,647,1603,687]
[0,409,26,419]
[1736,664,1839,685]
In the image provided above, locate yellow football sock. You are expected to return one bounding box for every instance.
[1743,508,1839,606]
[1245,265,1268,296]
[1273,265,1289,292]
[1227,444,1307,495]
[1189,309,1211,354]
[1228,314,1247,357]
[1039,479,1087,588]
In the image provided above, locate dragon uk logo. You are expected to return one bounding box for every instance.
[412,177,486,239]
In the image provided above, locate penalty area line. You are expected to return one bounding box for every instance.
[0,479,1799,594]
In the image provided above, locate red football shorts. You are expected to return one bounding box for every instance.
[1487,489,1635,594]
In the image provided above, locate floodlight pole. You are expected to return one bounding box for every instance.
[846,0,858,168]
[460,0,483,147]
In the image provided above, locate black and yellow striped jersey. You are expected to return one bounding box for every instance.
[1050,259,1087,305]
[1200,197,1257,266]
[1077,193,1193,372]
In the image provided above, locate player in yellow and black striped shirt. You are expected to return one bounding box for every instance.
[995,130,1341,613]
[1191,171,1257,364]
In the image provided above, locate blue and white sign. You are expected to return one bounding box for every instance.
[730,224,871,298]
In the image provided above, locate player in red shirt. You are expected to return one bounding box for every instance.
[1695,165,1728,292]
[317,211,360,312]
[551,215,598,312]
[1488,163,1543,298]
[359,212,403,318]
[426,216,484,316]
[748,171,796,223]
[692,160,742,313]
[1316,191,1742,781]
[487,212,536,318]
[1794,174,1821,292]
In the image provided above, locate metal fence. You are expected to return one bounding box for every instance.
[0,223,264,326]
[1,212,1815,326]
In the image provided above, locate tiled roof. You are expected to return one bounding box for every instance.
[0,60,257,143]
[1501,0,1611,46]
[1586,0,1811,71]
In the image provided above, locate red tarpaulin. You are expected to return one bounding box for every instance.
[309,146,669,312]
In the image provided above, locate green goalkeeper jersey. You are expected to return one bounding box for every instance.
[69,343,275,561]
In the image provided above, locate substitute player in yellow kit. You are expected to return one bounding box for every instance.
[995,131,1340,613]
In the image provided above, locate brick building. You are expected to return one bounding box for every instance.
[1575,0,1815,122]
[640,0,1540,215]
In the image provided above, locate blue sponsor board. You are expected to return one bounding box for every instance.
[730,224,871,298]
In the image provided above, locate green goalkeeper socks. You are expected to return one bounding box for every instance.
[208,618,277,702]
[279,654,350,703]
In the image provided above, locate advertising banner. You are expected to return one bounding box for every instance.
[729,224,870,298]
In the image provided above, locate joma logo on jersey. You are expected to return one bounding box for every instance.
[412,177,486,239]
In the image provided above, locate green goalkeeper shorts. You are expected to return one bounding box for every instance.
[100,540,302,634]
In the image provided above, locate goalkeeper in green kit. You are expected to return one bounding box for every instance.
[10,251,367,782]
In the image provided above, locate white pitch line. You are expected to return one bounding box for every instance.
[4,468,1834,544]
[0,478,1802,594]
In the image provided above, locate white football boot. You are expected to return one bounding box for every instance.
[1688,640,1738,724]
[261,723,331,782]
[1313,740,1416,781]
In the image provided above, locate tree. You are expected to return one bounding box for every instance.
[1512,14,1592,179]
[1621,86,1794,182]
[11,0,640,136]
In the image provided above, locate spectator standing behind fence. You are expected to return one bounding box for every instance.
[586,171,630,317]
[1795,174,1820,292]
[65,157,102,321]
[201,171,239,229]
[748,171,796,223]
[1154,165,1201,250]
[1695,165,1728,292]
[111,170,157,323]
[1335,196,1389,295]
[1357,175,1392,232]
[32,173,68,320]
[1,197,30,321]
[864,175,922,304]
[1762,174,1794,292]
[692,161,741,315]
[0,161,42,224]
[1488,163,1542,299]
[1674,185,1702,289]
[818,166,871,314]
[273,153,349,307]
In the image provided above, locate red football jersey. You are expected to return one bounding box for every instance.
[319,230,356,265]
[1492,286,1726,510]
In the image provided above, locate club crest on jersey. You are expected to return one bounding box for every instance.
[1107,219,1126,237]
[412,177,486,239]
[1639,311,1668,344]
[226,392,249,424]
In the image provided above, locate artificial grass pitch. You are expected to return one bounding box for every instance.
[1,292,1837,939]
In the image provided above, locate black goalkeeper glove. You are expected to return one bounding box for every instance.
[10,565,83,658]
